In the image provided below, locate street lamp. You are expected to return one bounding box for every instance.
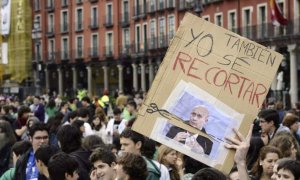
[194,0,203,16]
[32,18,42,95]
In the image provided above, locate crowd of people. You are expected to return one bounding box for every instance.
[0,92,299,180]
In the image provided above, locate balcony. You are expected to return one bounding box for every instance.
[89,47,99,58]
[104,46,113,58]
[120,12,130,28]
[89,18,99,30]
[46,28,55,38]
[61,1,68,8]
[148,4,156,14]
[132,5,147,20]
[61,51,69,61]
[166,0,175,10]
[230,19,300,47]
[157,1,165,12]
[104,15,114,28]
[61,23,68,34]
[89,0,98,3]
[47,52,56,62]
[131,42,147,57]
[75,22,83,32]
[178,0,194,11]
[119,45,131,57]
[158,35,168,48]
[148,38,157,50]
[74,49,84,59]
[46,2,55,12]
[76,0,83,5]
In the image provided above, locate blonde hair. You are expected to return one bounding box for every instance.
[157,145,180,180]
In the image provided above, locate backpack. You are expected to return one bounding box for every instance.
[143,157,161,180]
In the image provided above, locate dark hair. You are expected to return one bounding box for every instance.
[57,125,81,153]
[48,152,79,180]
[192,168,226,180]
[67,111,77,122]
[11,141,32,156]
[35,145,58,166]
[81,96,91,104]
[127,101,137,110]
[89,147,116,166]
[141,137,156,159]
[120,128,144,145]
[277,160,300,179]
[258,109,280,128]
[0,120,17,145]
[78,108,90,118]
[117,153,148,180]
[183,155,208,174]
[47,99,56,109]
[46,116,62,134]
[17,106,31,118]
[28,122,49,137]
[113,108,122,115]
[2,105,10,114]
[82,135,105,151]
[251,146,282,178]
[91,115,104,131]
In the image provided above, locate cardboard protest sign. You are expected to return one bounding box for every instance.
[132,12,283,173]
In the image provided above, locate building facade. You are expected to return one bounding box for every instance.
[31,0,300,106]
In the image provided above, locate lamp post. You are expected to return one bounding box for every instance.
[31,18,42,96]
[194,0,203,16]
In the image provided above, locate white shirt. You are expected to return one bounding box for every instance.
[152,160,171,180]
[106,118,126,135]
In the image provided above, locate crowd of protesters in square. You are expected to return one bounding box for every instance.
[0,90,299,180]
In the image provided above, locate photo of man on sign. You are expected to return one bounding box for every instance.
[166,105,213,155]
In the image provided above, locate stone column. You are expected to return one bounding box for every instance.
[45,68,49,94]
[72,67,77,93]
[140,63,146,92]
[288,44,298,107]
[86,65,92,97]
[132,63,138,92]
[117,65,124,92]
[102,65,109,90]
[57,68,63,97]
[148,61,154,86]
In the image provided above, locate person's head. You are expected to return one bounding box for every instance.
[183,155,209,174]
[29,123,49,152]
[0,120,16,145]
[141,137,156,159]
[191,167,226,180]
[35,145,58,176]
[67,111,78,124]
[127,101,137,113]
[282,114,299,133]
[47,99,56,109]
[60,101,69,110]
[120,128,144,155]
[275,101,284,110]
[114,152,148,180]
[17,106,31,119]
[258,109,280,133]
[48,152,79,180]
[189,105,209,130]
[71,120,85,136]
[82,135,105,151]
[113,108,122,121]
[89,147,116,180]
[27,116,40,128]
[11,140,32,165]
[77,108,89,121]
[251,146,282,177]
[269,132,298,160]
[57,125,81,153]
[157,145,177,167]
[271,158,293,180]
[81,96,91,107]
[33,96,41,105]
[276,160,300,180]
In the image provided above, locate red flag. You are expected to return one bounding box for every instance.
[270,0,288,26]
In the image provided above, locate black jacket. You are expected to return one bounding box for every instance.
[166,125,213,155]
[70,149,92,180]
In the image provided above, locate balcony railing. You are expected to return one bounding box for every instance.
[76,49,83,59]
[157,1,165,11]
[89,0,98,3]
[148,4,156,14]
[104,15,114,28]
[133,4,147,20]
[61,23,68,33]
[61,51,69,60]
[167,0,175,9]
[104,46,113,58]
[120,12,130,27]
[47,52,56,61]
[89,47,99,58]
[89,18,99,29]
[46,1,55,12]
[76,22,83,31]
[119,45,131,57]
[46,27,55,37]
